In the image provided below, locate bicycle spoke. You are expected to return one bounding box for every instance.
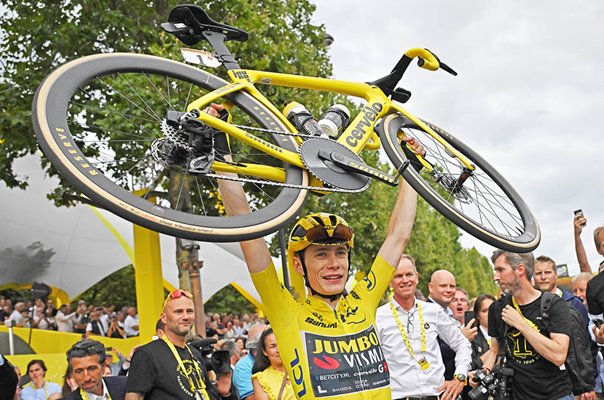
[403,123,526,238]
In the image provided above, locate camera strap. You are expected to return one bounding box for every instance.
[162,336,209,399]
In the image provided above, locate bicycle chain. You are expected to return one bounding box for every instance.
[201,171,367,193]
[159,119,366,192]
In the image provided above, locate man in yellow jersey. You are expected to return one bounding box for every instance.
[65,339,127,400]
[125,290,237,400]
[212,100,422,399]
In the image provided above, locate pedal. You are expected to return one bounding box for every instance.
[318,150,409,187]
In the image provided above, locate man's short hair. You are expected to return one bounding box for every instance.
[455,287,468,298]
[594,226,604,249]
[400,254,418,273]
[220,339,240,358]
[66,339,106,365]
[491,250,535,280]
[571,272,593,284]
[535,255,557,272]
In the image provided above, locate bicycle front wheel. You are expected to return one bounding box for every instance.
[32,53,308,242]
[380,113,540,252]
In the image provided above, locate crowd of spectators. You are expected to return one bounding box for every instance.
[0,297,139,339]
[3,210,604,400]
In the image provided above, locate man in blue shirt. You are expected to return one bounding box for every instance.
[232,323,266,399]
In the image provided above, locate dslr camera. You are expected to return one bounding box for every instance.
[468,364,514,400]
[188,337,232,376]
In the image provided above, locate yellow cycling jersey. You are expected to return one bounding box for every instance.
[251,255,395,400]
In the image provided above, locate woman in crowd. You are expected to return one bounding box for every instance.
[470,293,496,370]
[20,359,61,400]
[251,328,294,400]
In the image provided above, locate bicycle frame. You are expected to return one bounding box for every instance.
[186,63,475,187]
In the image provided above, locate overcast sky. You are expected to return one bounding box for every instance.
[312,0,604,275]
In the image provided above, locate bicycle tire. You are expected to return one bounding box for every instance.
[32,53,308,242]
[380,113,540,252]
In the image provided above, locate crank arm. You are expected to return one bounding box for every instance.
[318,150,409,187]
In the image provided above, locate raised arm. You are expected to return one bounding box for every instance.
[219,173,273,273]
[377,180,417,267]
[574,214,592,273]
[207,103,272,274]
[377,138,420,267]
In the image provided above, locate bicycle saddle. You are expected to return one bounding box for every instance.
[161,4,249,46]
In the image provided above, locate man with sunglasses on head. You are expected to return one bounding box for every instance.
[212,103,422,400]
[125,290,238,400]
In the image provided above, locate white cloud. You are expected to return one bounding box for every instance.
[313,0,604,274]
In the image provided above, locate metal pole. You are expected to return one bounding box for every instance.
[7,320,15,355]
[279,229,290,289]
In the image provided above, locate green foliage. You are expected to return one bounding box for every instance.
[205,284,256,314]
[74,265,137,309]
[405,199,498,298]
[0,0,497,309]
[0,0,333,204]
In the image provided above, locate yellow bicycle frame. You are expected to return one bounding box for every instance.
[185,48,475,186]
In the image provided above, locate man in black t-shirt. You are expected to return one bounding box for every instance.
[125,290,237,400]
[482,250,573,400]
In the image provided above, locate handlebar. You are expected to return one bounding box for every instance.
[369,47,457,101]
[405,48,457,76]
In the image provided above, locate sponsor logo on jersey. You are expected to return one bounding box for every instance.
[303,326,389,397]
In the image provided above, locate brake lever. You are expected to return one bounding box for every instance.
[419,48,458,76]
[440,62,458,76]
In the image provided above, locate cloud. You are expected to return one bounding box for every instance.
[313,0,604,273]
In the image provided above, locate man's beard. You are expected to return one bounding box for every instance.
[501,278,521,295]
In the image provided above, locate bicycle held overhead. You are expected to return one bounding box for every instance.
[31,4,540,252]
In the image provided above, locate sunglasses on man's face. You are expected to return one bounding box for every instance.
[294,223,353,243]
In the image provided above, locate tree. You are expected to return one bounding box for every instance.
[1,0,335,292]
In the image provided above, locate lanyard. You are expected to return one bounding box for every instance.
[511,296,539,331]
[162,336,208,399]
[30,381,48,399]
[390,299,426,362]
[79,387,111,400]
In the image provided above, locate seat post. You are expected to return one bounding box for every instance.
[202,31,241,70]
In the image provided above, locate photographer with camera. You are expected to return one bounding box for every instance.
[125,290,237,400]
[480,251,573,400]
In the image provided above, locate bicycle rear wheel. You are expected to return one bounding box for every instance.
[380,113,540,252]
[32,53,308,242]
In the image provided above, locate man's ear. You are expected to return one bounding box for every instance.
[292,254,305,276]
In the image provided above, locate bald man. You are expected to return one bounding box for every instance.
[427,270,473,381]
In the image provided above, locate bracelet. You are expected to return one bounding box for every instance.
[125,358,131,362]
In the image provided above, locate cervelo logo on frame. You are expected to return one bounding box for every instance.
[345,102,383,147]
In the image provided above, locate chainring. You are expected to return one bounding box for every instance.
[299,137,370,191]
